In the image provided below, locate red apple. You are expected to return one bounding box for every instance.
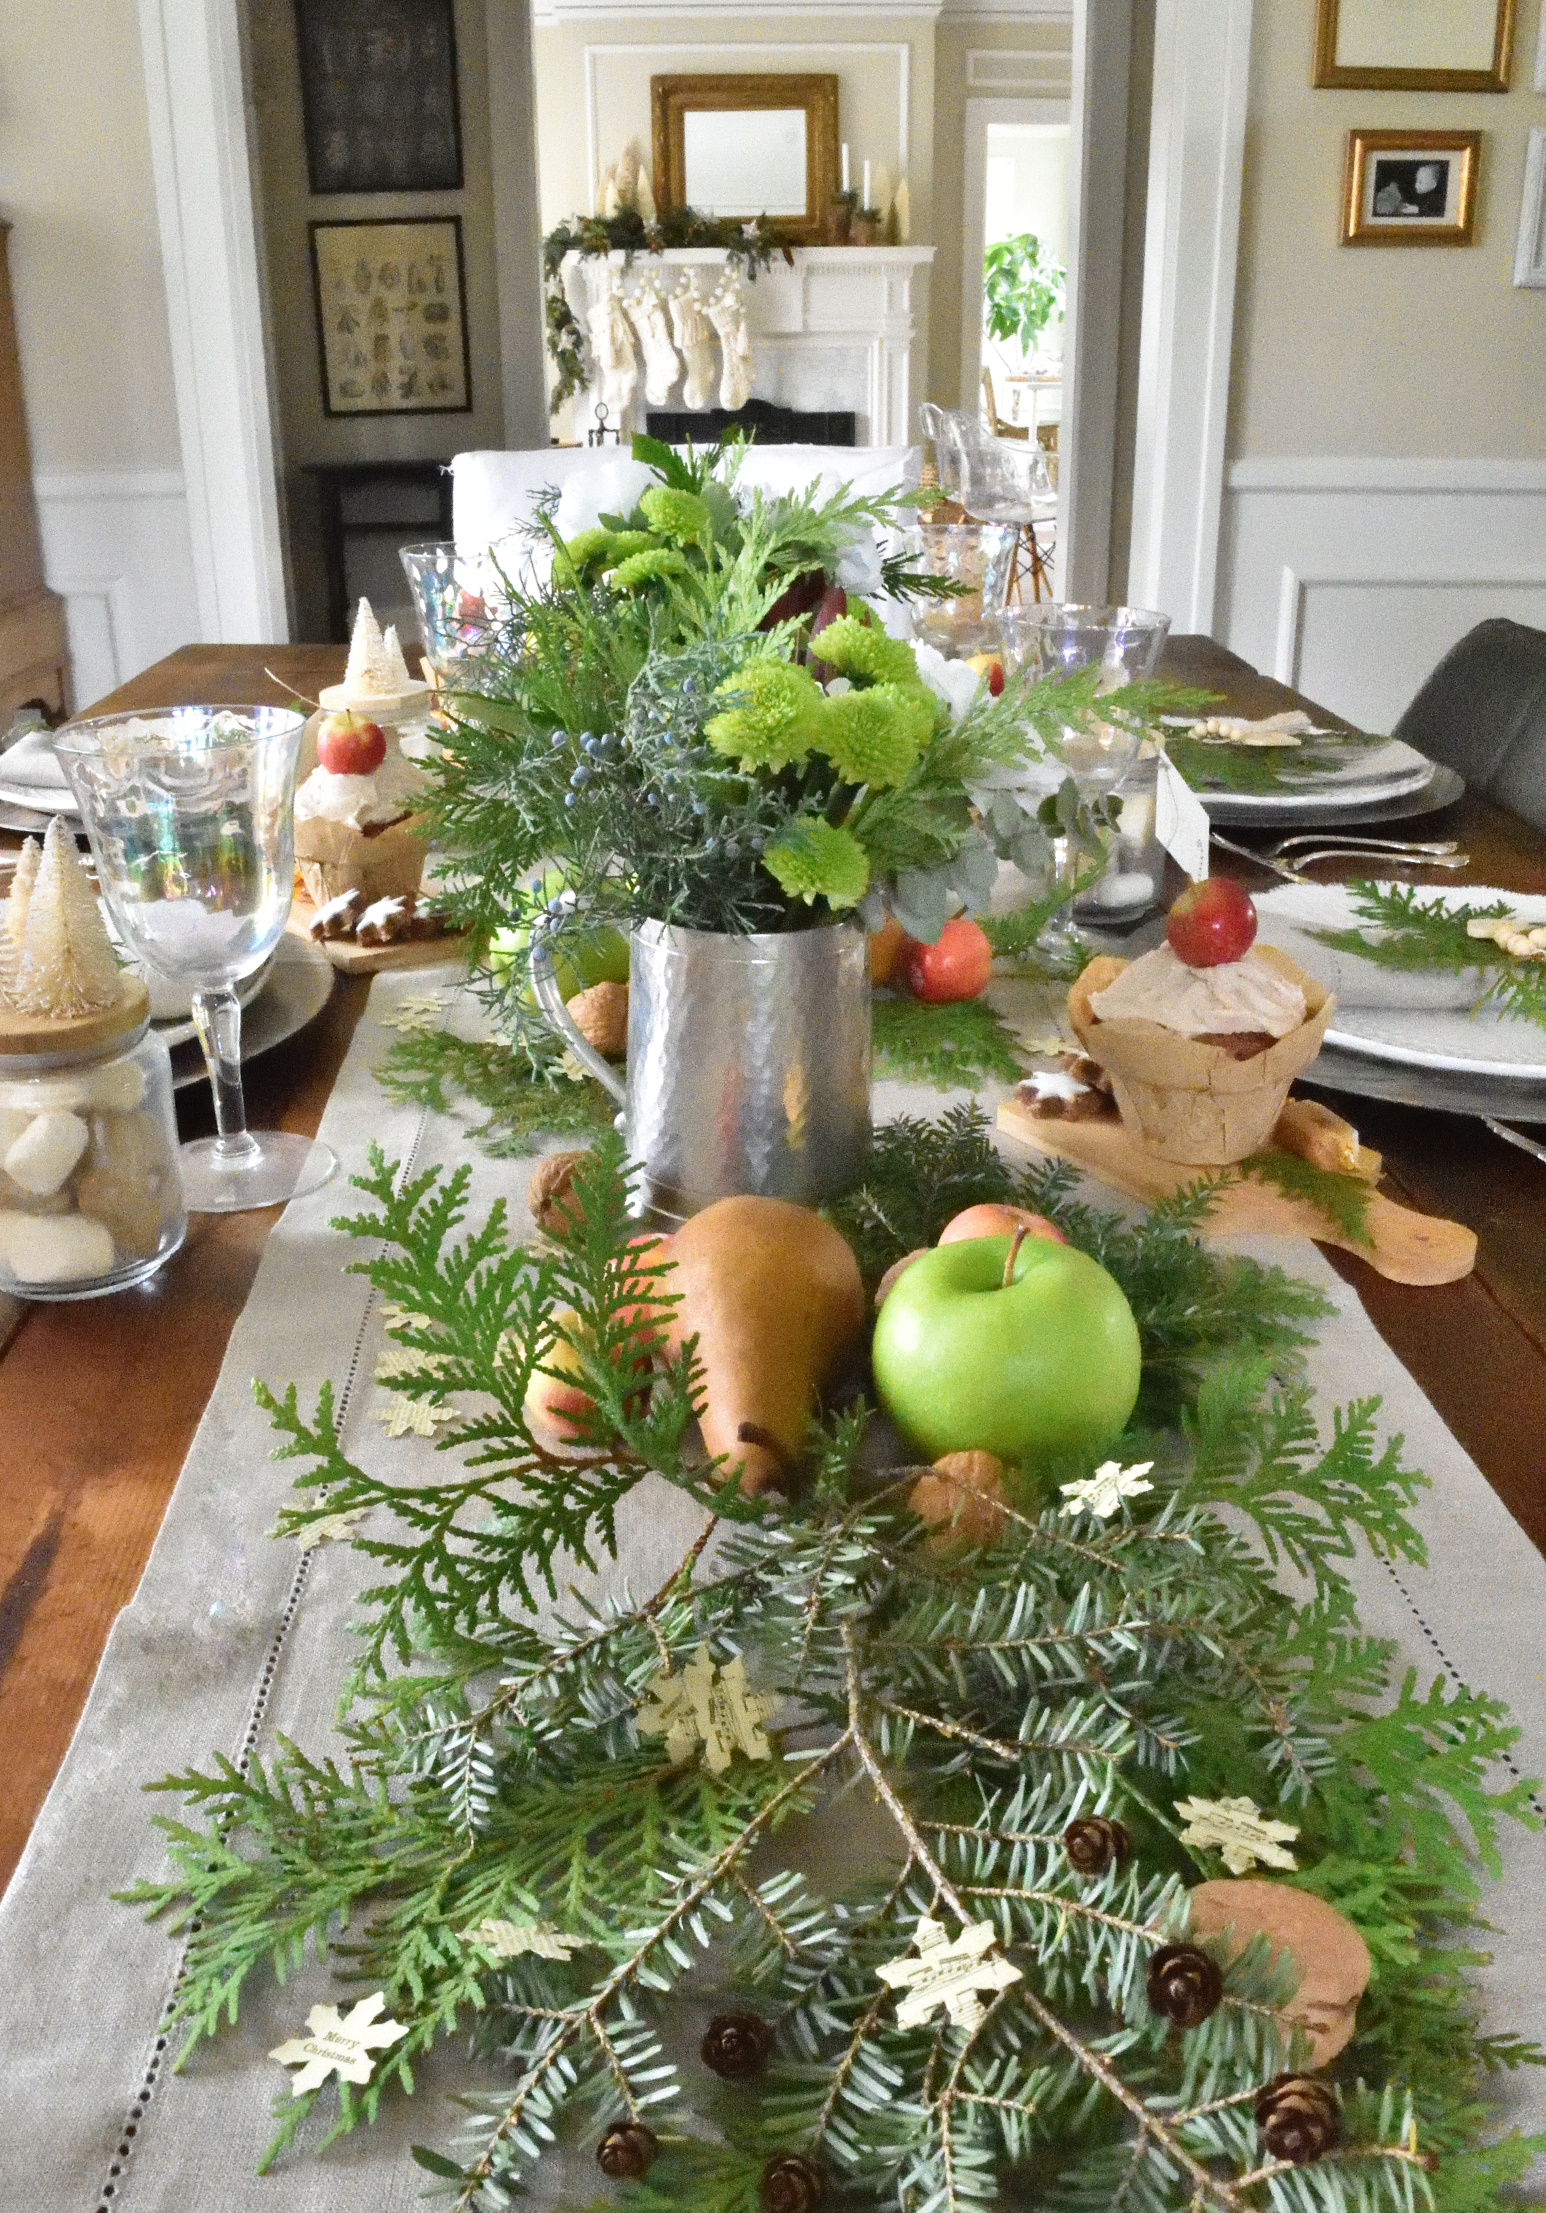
[317,711,387,776]
[938,1203,1067,1249]
[1165,877,1257,968]
[868,915,909,990]
[906,916,993,1004]
[987,659,1005,698]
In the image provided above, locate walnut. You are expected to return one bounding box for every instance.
[528,1149,591,1238]
[566,980,628,1058]
[908,1451,1009,1549]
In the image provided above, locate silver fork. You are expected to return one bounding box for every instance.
[1267,832,1462,859]
[1485,1119,1546,1168]
[1209,830,1469,884]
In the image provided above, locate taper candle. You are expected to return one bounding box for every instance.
[862,159,872,208]
[841,143,850,192]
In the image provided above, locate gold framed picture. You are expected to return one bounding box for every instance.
[309,216,471,416]
[1313,0,1515,92]
[1341,130,1480,246]
[650,73,839,245]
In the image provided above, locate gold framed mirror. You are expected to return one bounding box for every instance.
[1313,0,1515,92]
[651,73,839,245]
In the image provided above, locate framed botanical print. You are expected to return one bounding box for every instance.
[1313,0,1515,92]
[295,0,463,194]
[310,217,471,415]
[1340,130,1480,246]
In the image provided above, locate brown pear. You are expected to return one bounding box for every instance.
[661,1195,866,1494]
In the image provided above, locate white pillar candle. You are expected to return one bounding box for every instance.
[862,159,872,208]
[841,143,850,192]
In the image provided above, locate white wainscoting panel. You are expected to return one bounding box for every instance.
[1216,459,1546,732]
[32,472,201,712]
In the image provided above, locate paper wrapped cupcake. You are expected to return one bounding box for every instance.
[294,600,432,908]
[1067,879,1333,1166]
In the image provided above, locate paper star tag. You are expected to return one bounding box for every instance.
[269,1992,407,2097]
[876,1915,1023,2032]
[1176,1794,1299,1874]
[375,1345,444,1383]
[462,1916,585,1962]
[294,1509,365,1552]
[636,1645,781,1775]
[1059,1460,1155,1521]
[379,992,446,1035]
[375,1398,458,1440]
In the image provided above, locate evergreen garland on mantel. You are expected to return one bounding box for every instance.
[123,1121,1545,2211]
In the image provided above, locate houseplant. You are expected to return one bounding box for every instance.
[982,230,1067,374]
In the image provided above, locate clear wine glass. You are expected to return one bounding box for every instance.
[55,705,337,1213]
[996,604,1170,968]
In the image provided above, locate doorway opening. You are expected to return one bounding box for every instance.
[961,100,1071,466]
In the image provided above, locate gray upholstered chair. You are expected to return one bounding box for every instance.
[1393,617,1546,832]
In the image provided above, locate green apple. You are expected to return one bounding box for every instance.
[871,1232,1141,1467]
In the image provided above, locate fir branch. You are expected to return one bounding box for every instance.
[871,993,1028,1089]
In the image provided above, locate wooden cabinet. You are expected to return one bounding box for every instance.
[0,223,69,722]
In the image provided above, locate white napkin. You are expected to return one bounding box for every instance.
[1254,881,1546,1012]
[0,726,70,791]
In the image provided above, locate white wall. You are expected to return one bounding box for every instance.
[1215,0,1546,723]
[0,0,200,706]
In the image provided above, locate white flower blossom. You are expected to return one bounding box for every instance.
[912,640,984,722]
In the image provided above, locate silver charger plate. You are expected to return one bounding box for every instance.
[168,934,335,1091]
[0,799,88,839]
[1302,1047,1546,1124]
[1204,763,1465,830]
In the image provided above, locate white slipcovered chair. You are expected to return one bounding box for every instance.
[450,443,920,562]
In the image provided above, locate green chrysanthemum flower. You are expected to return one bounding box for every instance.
[558,527,613,573]
[762,819,871,909]
[810,614,920,689]
[703,658,823,773]
[814,682,932,789]
[607,547,691,591]
[597,531,658,569]
[639,485,712,545]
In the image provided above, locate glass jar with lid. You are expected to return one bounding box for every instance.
[0,970,186,1299]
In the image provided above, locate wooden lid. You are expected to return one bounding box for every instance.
[0,972,151,1057]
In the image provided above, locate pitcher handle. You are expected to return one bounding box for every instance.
[529,932,628,1107]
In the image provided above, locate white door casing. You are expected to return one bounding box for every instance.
[1126,0,1253,632]
[137,0,289,644]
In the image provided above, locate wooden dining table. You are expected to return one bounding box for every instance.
[1,634,1543,1899]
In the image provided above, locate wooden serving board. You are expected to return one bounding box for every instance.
[998,1095,1477,1286]
[287,894,468,976]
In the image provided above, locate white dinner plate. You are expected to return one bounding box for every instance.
[0,780,79,820]
[1255,881,1546,1082]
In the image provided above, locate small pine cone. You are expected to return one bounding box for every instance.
[566,980,628,1058]
[1063,1814,1130,1877]
[1146,1942,1223,2029]
[760,2151,827,2213]
[1255,2075,1341,2164]
[596,2121,658,2179]
[700,2010,774,2081]
[528,1148,591,1238]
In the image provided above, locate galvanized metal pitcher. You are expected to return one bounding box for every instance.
[531,919,871,1226]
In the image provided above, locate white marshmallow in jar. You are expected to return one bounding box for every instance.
[0,942,186,1301]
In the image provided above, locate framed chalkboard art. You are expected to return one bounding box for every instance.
[295,0,464,195]
[310,217,472,415]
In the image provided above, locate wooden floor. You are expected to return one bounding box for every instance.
[2,636,1545,1895]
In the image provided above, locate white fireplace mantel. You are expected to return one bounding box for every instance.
[561,245,934,448]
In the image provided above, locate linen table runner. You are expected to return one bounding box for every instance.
[1,967,1542,2210]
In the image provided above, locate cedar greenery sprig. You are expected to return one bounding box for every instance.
[1234,1148,1378,1251]
[119,1132,1545,2207]
[375,1029,617,1152]
[1167,727,1388,798]
[1310,880,1546,1034]
[870,993,1028,1089]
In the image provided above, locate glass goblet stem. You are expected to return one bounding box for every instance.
[191,989,261,1168]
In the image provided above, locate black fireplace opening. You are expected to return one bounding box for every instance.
[644,398,856,447]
